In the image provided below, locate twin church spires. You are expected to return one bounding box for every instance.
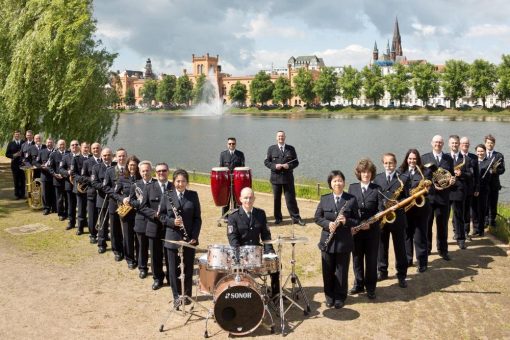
[372,17,403,62]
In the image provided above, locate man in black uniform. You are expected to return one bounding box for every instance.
[59,140,81,230]
[484,134,505,228]
[35,138,56,215]
[79,142,102,243]
[20,130,35,167]
[264,130,305,225]
[422,135,455,261]
[227,187,279,297]
[48,139,69,221]
[459,137,479,237]
[28,134,45,179]
[219,137,245,216]
[5,130,25,199]
[448,135,468,249]
[74,142,91,235]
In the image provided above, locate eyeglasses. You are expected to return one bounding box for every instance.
[156,169,168,173]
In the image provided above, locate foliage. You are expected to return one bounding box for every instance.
[411,63,439,106]
[173,74,193,106]
[272,76,292,105]
[249,71,274,105]
[228,81,248,106]
[140,79,158,106]
[361,64,385,105]
[155,74,176,106]
[313,66,338,106]
[441,60,470,109]
[470,59,498,108]
[384,63,411,107]
[124,88,136,106]
[293,68,315,106]
[496,55,510,106]
[337,65,362,105]
[0,0,118,144]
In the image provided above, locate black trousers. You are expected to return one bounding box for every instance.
[76,193,87,229]
[463,194,474,234]
[97,206,110,248]
[166,247,195,299]
[427,202,449,254]
[473,190,489,235]
[121,213,137,265]
[55,185,67,218]
[487,187,499,226]
[41,180,56,213]
[352,232,379,293]
[136,232,149,271]
[66,191,77,226]
[108,211,123,255]
[378,216,408,279]
[271,182,300,220]
[405,204,430,267]
[11,166,25,198]
[321,251,350,304]
[149,236,165,282]
[449,199,465,241]
[87,198,98,237]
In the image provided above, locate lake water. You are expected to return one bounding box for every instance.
[108,112,509,202]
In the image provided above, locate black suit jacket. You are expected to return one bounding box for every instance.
[219,149,245,171]
[20,140,35,166]
[91,162,116,208]
[139,181,174,238]
[449,153,468,201]
[462,152,480,195]
[227,207,274,253]
[160,189,202,249]
[421,152,454,206]
[103,166,126,213]
[5,139,24,170]
[315,192,360,253]
[48,150,68,187]
[35,148,54,182]
[401,168,430,217]
[59,153,79,192]
[264,144,299,185]
[348,182,381,238]
[79,157,102,200]
[130,179,154,234]
[487,150,505,190]
[28,144,46,166]
[477,158,492,192]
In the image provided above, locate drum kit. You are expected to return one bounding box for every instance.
[210,166,252,226]
[159,231,310,337]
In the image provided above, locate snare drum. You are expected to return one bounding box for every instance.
[207,244,234,272]
[253,253,280,276]
[210,167,230,207]
[238,245,262,270]
[214,273,264,336]
[233,167,252,205]
[198,255,226,294]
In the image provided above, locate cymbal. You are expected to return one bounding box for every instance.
[263,236,309,244]
[163,239,205,252]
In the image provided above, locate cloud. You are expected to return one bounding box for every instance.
[239,14,306,40]
[466,24,510,37]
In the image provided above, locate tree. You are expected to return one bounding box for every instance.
[293,68,315,106]
[313,67,338,106]
[496,54,510,107]
[124,88,136,106]
[173,74,193,106]
[337,65,362,106]
[229,81,248,106]
[0,0,118,144]
[384,63,410,107]
[361,64,385,106]
[249,71,274,105]
[156,74,176,106]
[441,60,470,109]
[140,79,158,106]
[469,59,498,108]
[272,76,292,106]
[411,63,439,106]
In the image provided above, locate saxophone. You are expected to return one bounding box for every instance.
[319,201,347,251]
[381,173,404,224]
[405,166,431,212]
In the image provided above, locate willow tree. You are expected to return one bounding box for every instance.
[0,0,118,144]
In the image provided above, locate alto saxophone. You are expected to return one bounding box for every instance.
[381,173,404,224]
[405,166,431,212]
[319,201,347,252]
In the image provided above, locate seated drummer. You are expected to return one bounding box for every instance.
[227,187,279,298]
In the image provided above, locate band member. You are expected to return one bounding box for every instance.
[74,142,91,235]
[348,159,380,299]
[36,138,56,215]
[78,143,102,243]
[227,187,280,298]
[91,147,115,254]
[20,130,35,166]
[28,134,45,179]
[219,137,245,217]
[315,170,360,309]
[125,160,154,279]
[422,135,455,261]
[103,148,128,261]
[373,153,408,287]
[448,135,468,249]
[484,134,505,228]
[59,140,81,230]
[264,130,305,226]
[112,155,141,269]
[459,137,480,237]
[139,162,173,290]
[5,130,25,199]
[400,149,430,273]
[160,169,201,303]
[48,139,68,221]
[472,144,491,236]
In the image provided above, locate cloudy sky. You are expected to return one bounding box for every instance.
[93,0,510,76]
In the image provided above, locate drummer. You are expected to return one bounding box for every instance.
[227,187,279,297]
[219,137,245,217]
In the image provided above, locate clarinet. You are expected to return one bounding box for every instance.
[165,191,190,242]
[319,201,347,251]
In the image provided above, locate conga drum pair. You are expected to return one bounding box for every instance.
[210,167,252,206]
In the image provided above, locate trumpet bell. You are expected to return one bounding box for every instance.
[414,196,425,208]
[382,211,396,224]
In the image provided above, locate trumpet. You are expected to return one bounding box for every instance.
[319,201,347,251]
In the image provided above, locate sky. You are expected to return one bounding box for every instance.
[93,0,510,77]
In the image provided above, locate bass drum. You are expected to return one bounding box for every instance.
[214,274,264,336]
[210,167,230,207]
[233,167,252,205]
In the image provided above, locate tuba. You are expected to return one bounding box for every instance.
[405,166,431,212]
[381,173,404,224]
[21,165,43,210]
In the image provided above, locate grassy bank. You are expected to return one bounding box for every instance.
[490,204,510,244]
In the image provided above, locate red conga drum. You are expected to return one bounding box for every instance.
[211,167,230,207]
[233,167,252,205]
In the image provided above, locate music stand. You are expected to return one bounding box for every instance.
[159,240,208,332]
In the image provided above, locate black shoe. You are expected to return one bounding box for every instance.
[98,247,106,254]
[427,249,432,255]
[114,254,124,262]
[349,286,364,295]
[334,301,344,309]
[89,237,98,244]
[274,218,282,225]
[59,216,65,221]
[457,240,466,249]
[43,210,50,215]
[128,263,137,270]
[439,252,451,261]
[139,270,148,279]
[106,236,111,241]
[325,301,334,308]
[367,291,376,299]
[65,223,75,230]
[377,272,388,281]
[418,266,427,273]
[398,278,407,288]
[152,280,163,290]
[407,261,413,267]
[471,232,483,237]
[76,229,83,235]
[293,218,306,226]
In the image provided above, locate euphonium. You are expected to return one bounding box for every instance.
[21,165,43,210]
[381,173,404,224]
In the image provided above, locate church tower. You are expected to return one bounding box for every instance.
[391,17,403,61]
[372,41,379,61]
[144,58,154,79]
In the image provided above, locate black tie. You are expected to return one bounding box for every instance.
[362,187,366,196]
[280,146,284,155]
[436,155,440,164]
[335,196,341,211]
[387,175,391,184]
[247,211,251,220]
[179,192,183,201]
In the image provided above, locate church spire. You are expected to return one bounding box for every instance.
[391,17,402,61]
[373,41,379,61]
